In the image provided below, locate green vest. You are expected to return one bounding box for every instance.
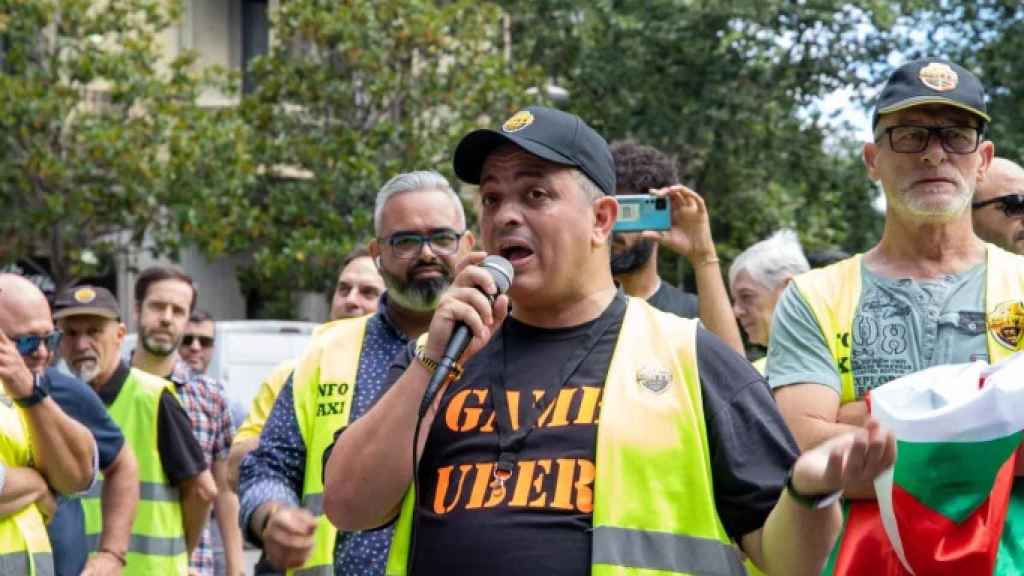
[0,399,53,576]
[793,244,1024,403]
[387,298,747,575]
[82,368,188,575]
[291,315,369,576]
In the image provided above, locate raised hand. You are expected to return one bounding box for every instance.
[640,185,717,263]
[0,330,35,399]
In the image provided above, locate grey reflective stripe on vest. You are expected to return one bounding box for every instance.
[86,533,186,557]
[294,565,333,576]
[0,551,54,576]
[84,480,180,502]
[592,526,745,576]
[302,492,324,516]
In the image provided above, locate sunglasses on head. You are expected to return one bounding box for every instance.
[182,334,215,348]
[13,331,63,357]
[972,194,1024,217]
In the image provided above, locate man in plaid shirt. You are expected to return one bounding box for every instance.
[130,266,243,576]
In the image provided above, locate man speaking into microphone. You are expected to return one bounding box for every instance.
[324,107,897,576]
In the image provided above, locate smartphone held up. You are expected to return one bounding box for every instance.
[613,194,671,232]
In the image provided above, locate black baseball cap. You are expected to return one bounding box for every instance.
[53,285,121,321]
[453,106,616,196]
[873,58,990,127]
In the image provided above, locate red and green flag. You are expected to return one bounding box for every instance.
[823,360,1024,576]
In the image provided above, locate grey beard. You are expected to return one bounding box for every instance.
[382,269,451,312]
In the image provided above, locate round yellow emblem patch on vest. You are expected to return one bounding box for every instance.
[74,287,97,304]
[919,63,959,92]
[502,111,534,133]
[988,300,1024,350]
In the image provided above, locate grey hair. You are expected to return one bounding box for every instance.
[728,229,810,290]
[572,169,605,202]
[373,170,466,235]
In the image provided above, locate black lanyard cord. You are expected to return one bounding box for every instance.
[488,296,624,489]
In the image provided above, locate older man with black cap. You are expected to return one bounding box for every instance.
[323,106,896,576]
[767,59,1024,572]
[55,285,214,575]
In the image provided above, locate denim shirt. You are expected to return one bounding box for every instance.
[239,296,409,575]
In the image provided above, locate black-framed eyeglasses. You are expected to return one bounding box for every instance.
[182,334,215,348]
[972,193,1024,217]
[383,229,464,259]
[13,331,62,357]
[879,125,982,154]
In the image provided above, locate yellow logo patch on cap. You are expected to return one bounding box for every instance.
[502,110,534,133]
[73,287,97,304]
[988,300,1024,350]
[919,63,959,92]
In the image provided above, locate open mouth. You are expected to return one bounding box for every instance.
[498,241,535,265]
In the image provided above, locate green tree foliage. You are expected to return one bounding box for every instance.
[885,1,1024,160]
[0,0,242,291]
[500,0,898,283]
[226,0,545,300]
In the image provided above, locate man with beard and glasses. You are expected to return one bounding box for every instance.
[972,157,1024,254]
[128,266,242,576]
[54,283,213,574]
[238,170,473,576]
[609,141,744,353]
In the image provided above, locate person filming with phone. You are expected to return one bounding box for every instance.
[323,105,896,576]
[609,141,744,353]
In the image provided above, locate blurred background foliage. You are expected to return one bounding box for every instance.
[1,0,1017,305]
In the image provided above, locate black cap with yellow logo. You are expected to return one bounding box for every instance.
[453,106,616,196]
[53,285,121,320]
[873,58,990,127]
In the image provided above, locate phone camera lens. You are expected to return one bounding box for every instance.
[655,198,667,210]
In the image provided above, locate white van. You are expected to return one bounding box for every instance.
[121,320,318,419]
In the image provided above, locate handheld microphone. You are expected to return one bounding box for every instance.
[418,255,513,416]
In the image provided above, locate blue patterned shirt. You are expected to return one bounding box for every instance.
[239,297,408,575]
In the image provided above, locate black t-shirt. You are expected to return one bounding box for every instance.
[387,296,798,576]
[647,279,699,318]
[98,362,207,485]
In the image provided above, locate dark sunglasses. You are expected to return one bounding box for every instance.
[972,194,1024,217]
[182,334,215,348]
[13,331,63,356]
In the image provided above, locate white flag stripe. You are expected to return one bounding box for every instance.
[874,466,915,574]
[872,358,1024,443]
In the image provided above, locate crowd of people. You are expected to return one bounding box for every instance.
[2,55,1024,576]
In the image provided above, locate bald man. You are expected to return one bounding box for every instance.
[0,274,99,575]
[973,157,1024,254]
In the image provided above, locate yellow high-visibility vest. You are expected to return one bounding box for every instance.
[0,399,53,576]
[387,298,748,575]
[793,244,1024,403]
[290,315,370,576]
[82,368,187,575]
